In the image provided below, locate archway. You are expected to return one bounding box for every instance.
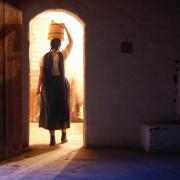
[29,9,85,146]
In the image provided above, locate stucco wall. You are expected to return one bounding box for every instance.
[21,0,180,147]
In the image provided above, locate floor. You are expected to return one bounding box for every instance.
[0,123,180,180]
[29,122,83,145]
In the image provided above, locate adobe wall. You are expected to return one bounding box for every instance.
[21,0,180,147]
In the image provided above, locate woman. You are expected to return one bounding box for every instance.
[36,25,73,145]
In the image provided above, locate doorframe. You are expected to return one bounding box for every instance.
[25,9,87,147]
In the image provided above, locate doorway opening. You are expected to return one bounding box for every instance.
[29,10,85,147]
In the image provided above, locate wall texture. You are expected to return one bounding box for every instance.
[20,0,180,147]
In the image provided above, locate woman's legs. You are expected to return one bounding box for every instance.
[49,130,55,136]
[49,129,68,144]
[61,129,66,133]
[61,129,68,143]
[49,130,56,145]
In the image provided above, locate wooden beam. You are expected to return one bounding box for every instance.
[0,0,5,161]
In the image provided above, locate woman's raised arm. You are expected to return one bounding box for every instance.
[64,25,73,52]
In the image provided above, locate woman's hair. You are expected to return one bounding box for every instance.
[50,38,61,50]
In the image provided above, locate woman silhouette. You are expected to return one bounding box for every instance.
[36,24,73,145]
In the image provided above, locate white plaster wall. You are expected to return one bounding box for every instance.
[22,0,180,147]
[85,0,179,147]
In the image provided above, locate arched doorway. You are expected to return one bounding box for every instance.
[28,9,85,146]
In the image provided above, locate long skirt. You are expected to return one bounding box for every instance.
[39,76,70,130]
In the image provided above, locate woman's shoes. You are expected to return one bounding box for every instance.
[61,132,68,143]
[49,133,68,145]
[50,135,56,146]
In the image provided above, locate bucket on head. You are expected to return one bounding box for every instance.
[48,20,64,41]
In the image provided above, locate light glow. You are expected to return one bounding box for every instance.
[29,10,84,121]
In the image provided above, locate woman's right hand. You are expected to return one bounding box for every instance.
[61,23,66,29]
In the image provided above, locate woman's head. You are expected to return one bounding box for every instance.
[50,38,61,50]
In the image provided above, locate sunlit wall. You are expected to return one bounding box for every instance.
[29,10,84,121]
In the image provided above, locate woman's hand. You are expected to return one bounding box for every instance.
[61,23,66,29]
[37,67,43,96]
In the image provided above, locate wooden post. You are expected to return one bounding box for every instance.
[4,2,23,159]
[0,0,5,161]
[0,1,25,160]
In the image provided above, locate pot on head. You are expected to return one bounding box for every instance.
[48,20,64,41]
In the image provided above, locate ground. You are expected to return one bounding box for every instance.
[0,123,180,180]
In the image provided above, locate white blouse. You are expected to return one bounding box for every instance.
[39,48,70,75]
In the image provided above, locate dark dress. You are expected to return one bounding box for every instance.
[39,51,70,130]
